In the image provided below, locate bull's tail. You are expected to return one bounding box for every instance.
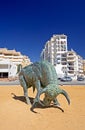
[17,64,22,74]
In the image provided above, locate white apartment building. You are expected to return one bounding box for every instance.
[41,34,67,65]
[67,50,83,79]
[0,48,31,78]
[41,34,84,79]
[83,60,85,75]
[41,34,68,78]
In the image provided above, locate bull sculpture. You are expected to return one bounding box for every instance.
[19,60,70,112]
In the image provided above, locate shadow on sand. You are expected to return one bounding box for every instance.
[11,93,64,113]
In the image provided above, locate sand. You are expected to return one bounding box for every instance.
[0,85,85,130]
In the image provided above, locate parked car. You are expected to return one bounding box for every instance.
[60,76,72,82]
[77,77,84,81]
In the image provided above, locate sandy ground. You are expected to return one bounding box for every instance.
[0,85,85,130]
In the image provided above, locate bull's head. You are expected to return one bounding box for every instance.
[41,84,70,106]
[31,84,70,113]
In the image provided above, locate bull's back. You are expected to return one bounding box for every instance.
[19,61,58,87]
[40,61,58,85]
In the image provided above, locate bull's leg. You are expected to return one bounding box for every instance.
[31,80,44,109]
[19,75,31,105]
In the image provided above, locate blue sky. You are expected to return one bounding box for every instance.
[0,0,85,62]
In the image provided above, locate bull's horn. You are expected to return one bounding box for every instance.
[60,89,70,105]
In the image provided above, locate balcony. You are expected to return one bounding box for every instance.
[67,58,75,62]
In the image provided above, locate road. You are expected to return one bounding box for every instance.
[0,79,85,86]
[59,80,85,85]
[0,80,20,86]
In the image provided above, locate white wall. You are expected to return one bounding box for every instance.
[9,64,17,77]
[55,65,64,78]
[0,59,17,77]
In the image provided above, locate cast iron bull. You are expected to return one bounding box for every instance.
[19,60,70,112]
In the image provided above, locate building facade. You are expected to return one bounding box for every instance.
[83,60,85,75]
[41,34,67,65]
[41,34,84,79]
[67,50,83,79]
[0,48,31,78]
